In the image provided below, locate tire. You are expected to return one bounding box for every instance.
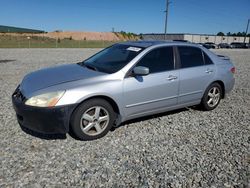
[70,98,115,140]
[200,83,222,111]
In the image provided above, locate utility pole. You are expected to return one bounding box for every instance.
[164,0,171,40]
[243,19,250,43]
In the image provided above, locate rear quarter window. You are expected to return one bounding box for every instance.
[203,52,214,65]
[178,46,204,68]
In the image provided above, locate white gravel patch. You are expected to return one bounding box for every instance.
[0,48,249,187]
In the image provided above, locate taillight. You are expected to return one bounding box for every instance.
[230,67,235,74]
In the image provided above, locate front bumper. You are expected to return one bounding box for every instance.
[12,88,77,134]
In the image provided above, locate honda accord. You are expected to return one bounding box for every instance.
[12,41,235,140]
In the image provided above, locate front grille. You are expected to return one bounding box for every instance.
[13,87,26,102]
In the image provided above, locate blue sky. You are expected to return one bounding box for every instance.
[0,0,249,34]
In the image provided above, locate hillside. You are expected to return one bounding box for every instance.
[0,31,139,41]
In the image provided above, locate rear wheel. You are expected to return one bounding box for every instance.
[201,83,222,111]
[70,99,115,140]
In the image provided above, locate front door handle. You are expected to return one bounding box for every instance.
[167,75,178,81]
[205,69,213,74]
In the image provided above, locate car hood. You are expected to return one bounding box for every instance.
[20,63,105,96]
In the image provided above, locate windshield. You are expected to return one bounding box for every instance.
[82,44,144,74]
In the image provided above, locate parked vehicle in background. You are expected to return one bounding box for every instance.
[218,43,232,49]
[197,43,203,46]
[12,41,235,140]
[173,39,190,43]
[245,43,250,48]
[204,42,218,49]
[230,42,247,49]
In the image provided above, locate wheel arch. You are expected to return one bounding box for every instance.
[84,95,120,115]
[70,95,121,126]
[210,80,225,98]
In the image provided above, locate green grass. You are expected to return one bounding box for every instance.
[0,35,119,48]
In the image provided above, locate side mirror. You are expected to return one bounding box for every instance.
[133,66,149,76]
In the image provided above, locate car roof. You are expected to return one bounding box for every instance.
[119,40,206,49]
[119,40,188,48]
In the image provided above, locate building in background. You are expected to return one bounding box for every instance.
[0,25,45,33]
[142,33,250,44]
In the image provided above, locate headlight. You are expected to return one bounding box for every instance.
[25,91,65,107]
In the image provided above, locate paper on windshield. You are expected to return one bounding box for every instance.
[127,47,142,52]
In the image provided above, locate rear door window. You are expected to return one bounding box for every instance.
[178,46,204,68]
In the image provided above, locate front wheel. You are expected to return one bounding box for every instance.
[70,99,115,140]
[200,83,222,111]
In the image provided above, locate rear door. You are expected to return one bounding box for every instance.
[123,46,179,118]
[177,46,216,104]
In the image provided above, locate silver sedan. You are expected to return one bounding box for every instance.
[12,41,235,140]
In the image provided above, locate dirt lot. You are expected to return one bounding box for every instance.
[0,31,138,41]
[0,48,249,187]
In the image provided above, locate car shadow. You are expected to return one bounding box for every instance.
[19,124,67,140]
[110,107,191,131]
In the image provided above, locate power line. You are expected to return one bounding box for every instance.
[171,0,248,30]
[176,0,246,21]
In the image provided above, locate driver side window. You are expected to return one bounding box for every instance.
[136,47,174,73]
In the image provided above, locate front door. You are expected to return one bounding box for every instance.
[122,46,179,118]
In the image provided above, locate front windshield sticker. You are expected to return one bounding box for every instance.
[127,47,142,52]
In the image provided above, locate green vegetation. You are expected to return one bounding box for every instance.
[217,31,250,37]
[0,35,118,48]
[216,32,225,36]
[113,31,138,40]
[120,31,138,38]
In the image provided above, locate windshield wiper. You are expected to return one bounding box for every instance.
[85,64,98,71]
[78,62,98,71]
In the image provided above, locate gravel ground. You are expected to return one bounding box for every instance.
[0,48,249,187]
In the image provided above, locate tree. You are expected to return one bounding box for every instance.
[139,33,143,40]
[226,32,231,36]
[217,32,225,36]
[236,32,243,36]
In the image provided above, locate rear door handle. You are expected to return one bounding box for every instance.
[167,75,178,81]
[205,69,213,73]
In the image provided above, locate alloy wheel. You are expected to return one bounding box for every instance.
[207,87,220,108]
[80,106,110,136]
